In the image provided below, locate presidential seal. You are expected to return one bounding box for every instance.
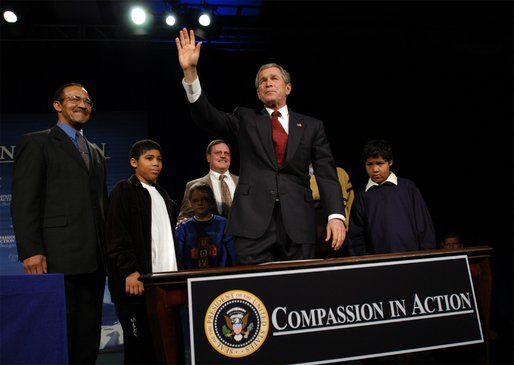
[204,289,269,358]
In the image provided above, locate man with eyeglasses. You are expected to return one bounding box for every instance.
[177,139,239,224]
[11,82,108,364]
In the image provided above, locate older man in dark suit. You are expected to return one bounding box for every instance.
[11,83,108,364]
[176,28,346,265]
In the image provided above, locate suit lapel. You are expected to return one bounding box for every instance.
[256,108,278,167]
[284,110,304,167]
[50,126,90,172]
[85,139,97,172]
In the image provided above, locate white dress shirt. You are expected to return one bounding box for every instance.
[209,169,236,214]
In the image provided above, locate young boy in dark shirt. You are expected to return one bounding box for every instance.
[106,139,179,364]
[348,139,436,255]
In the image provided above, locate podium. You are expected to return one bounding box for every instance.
[140,246,492,365]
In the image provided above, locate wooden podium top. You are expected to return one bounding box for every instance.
[140,245,493,286]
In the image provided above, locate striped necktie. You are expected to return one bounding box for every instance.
[219,174,232,217]
[76,131,90,169]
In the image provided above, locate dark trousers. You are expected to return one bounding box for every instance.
[235,201,315,265]
[64,269,105,365]
[116,302,158,364]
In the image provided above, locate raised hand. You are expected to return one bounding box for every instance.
[175,27,202,82]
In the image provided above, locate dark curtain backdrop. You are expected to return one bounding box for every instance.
[2,1,511,243]
[1,2,512,358]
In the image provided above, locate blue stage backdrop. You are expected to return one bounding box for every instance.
[0,111,148,351]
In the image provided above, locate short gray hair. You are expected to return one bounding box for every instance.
[254,63,291,88]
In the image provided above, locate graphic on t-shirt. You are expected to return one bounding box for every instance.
[190,235,219,268]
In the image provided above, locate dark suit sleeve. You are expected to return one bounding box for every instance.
[106,183,145,279]
[311,120,345,219]
[11,133,48,260]
[189,93,240,141]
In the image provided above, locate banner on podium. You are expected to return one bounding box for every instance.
[188,255,483,365]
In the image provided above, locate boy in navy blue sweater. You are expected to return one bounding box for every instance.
[348,139,436,255]
[175,182,234,269]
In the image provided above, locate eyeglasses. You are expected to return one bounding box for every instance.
[210,151,230,156]
[59,95,94,108]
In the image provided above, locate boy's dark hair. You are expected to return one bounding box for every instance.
[206,139,230,154]
[188,182,214,200]
[188,182,216,212]
[129,139,162,160]
[362,139,393,162]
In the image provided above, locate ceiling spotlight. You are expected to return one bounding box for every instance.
[198,13,211,27]
[3,10,17,23]
[165,14,176,26]
[130,6,147,25]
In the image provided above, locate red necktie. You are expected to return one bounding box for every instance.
[271,110,287,168]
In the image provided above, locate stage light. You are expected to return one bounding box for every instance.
[130,6,147,25]
[198,12,211,27]
[165,14,176,26]
[3,10,17,23]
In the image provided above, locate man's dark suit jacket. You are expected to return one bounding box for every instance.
[177,172,239,220]
[188,93,344,244]
[11,125,108,274]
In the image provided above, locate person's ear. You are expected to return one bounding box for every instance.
[285,83,292,96]
[130,158,138,168]
[53,100,62,112]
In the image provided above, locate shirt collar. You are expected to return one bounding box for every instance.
[210,170,231,179]
[265,105,288,118]
[365,172,398,192]
[57,122,81,141]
